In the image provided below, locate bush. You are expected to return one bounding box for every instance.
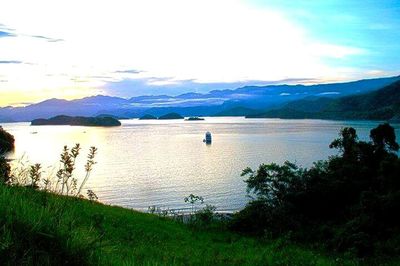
[231,123,400,257]
[0,156,11,184]
[8,144,98,199]
[0,127,14,184]
[0,126,15,153]
[194,204,217,225]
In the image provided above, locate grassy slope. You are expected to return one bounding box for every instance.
[0,184,389,266]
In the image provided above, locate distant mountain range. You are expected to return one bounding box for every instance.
[248,80,400,121]
[0,75,399,122]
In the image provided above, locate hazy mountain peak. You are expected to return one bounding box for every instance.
[1,75,400,122]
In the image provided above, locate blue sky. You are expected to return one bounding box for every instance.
[251,0,400,70]
[0,0,399,106]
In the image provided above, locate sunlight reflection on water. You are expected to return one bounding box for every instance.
[3,117,400,212]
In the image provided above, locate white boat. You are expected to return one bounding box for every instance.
[203,131,212,144]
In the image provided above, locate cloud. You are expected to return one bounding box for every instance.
[115,69,143,74]
[102,76,325,98]
[10,101,33,107]
[318,92,340,95]
[1,23,63,41]
[30,35,64,42]
[0,60,23,64]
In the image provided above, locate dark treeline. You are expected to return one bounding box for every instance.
[0,126,14,182]
[231,123,400,257]
[0,126,15,153]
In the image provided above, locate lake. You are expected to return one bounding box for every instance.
[3,117,400,212]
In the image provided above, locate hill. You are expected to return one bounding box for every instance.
[214,106,259,116]
[139,114,157,120]
[96,114,128,120]
[158,112,184,120]
[248,80,400,120]
[0,184,363,265]
[31,115,121,127]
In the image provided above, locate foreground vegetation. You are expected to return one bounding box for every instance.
[0,184,364,266]
[1,123,400,265]
[232,123,400,259]
[0,127,351,265]
[0,126,14,182]
[0,126,15,153]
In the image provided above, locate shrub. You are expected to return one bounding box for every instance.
[0,126,15,153]
[231,123,400,257]
[0,127,14,184]
[9,144,98,200]
[0,156,11,184]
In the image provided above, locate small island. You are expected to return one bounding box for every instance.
[185,117,205,121]
[158,112,184,120]
[31,115,122,127]
[139,114,157,120]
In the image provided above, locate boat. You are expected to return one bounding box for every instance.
[203,132,212,144]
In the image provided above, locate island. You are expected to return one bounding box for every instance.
[185,117,205,121]
[31,115,122,127]
[158,112,184,120]
[139,114,157,120]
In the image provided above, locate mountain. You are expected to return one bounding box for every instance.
[0,96,134,122]
[158,113,184,120]
[139,114,157,120]
[1,76,399,122]
[214,107,259,116]
[96,114,129,120]
[212,75,400,110]
[248,80,400,121]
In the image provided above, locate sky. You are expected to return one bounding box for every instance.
[0,0,399,106]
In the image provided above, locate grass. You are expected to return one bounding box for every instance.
[0,184,395,266]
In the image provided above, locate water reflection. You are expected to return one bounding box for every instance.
[3,117,400,212]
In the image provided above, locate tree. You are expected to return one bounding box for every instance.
[370,123,399,153]
[232,123,400,257]
[0,155,11,183]
[243,161,302,207]
[329,127,358,159]
[0,126,15,153]
[0,127,14,183]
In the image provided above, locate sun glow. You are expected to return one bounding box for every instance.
[0,0,389,106]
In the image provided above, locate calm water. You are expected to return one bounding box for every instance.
[3,117,400,212]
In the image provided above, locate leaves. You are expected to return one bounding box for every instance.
[235,123,400,256]
[243,161,303,206]
[8,144,98,200]
[29,163,42,188]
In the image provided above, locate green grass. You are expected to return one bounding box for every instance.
[0,184,392,265]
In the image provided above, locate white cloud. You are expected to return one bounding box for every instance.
[0,0,366,105]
